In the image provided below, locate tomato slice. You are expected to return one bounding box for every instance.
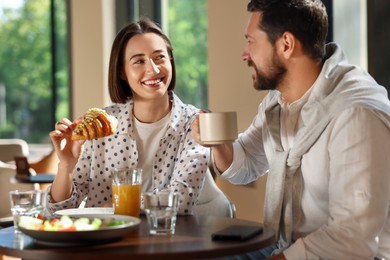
[35,214,45,221]
[58,226,77,231]
[50,218,61,226]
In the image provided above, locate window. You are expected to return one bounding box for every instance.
[1,0,206,160]
[165,0,208,108]
[0,0,70,145]
[330,0,390,98]
[368,0,390,98]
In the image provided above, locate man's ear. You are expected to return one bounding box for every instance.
[278,32,295,59]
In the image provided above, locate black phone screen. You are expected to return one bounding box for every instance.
[211,225,263,241]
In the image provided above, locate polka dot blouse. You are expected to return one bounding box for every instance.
[47,93,210,215]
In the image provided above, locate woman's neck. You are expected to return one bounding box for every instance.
[132,95,171,123]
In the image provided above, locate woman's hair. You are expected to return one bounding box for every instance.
[247,0,328,61]
[108,18,176,103]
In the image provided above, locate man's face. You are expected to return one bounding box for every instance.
[242,12,286,91]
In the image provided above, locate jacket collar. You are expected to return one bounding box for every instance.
[115,92,193,138]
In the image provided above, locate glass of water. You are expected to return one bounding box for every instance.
[142,191,179,235]
[9,190,47,233]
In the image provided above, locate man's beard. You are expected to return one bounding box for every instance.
[248,55,286,91]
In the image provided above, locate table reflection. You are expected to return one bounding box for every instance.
[0,215,276,260]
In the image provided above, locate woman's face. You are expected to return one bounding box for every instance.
[123,33,172,102]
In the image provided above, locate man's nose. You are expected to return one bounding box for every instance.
[241,49,250,61]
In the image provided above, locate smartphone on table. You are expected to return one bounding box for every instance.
[211,225,263,241]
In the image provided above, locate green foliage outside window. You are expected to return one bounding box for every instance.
[167,0,208,109]
[0,0,69,143]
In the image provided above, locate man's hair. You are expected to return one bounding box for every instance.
[247,0,328,61]
[108,18,176,103]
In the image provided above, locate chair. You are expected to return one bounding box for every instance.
[0,162,38,227]
[0,139,29,163]
[194,168,236,218]
[0,138,59,174]
[29,149,59,174]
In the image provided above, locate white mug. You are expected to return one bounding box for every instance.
[199,112,238,145]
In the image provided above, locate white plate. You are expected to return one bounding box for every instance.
[55,207,114,216]
[19,214,140,246]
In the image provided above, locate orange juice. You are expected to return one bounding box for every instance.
[112,184,141,216]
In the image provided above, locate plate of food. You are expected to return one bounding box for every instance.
[17,214,140,246]
[55,207,114,216]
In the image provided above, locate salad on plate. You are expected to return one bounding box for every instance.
[18,215,128,231]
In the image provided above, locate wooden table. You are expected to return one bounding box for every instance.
[0,216,275,260]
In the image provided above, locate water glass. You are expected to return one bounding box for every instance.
[142,191,179,235]
[111,168,143,217]
[9,190,47,233]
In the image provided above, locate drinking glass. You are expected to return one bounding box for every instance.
[9,189,47,233]
[142,191,180,235]
[111,168,142,217]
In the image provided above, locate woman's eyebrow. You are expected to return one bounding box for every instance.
[129,50,165,61]
[129,53,144,61]
[153,49,165,54]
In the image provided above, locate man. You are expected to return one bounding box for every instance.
[191,0,390,259]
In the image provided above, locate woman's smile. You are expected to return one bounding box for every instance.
[142,77,164,88]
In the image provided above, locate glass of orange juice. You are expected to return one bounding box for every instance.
[111,168,142,217]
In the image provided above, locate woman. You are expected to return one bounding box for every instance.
[48,18,209,215]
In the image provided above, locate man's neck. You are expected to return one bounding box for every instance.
[279,58,322,103]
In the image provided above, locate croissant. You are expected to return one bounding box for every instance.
[71,108,118,140]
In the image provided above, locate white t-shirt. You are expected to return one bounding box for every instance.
[133,112,171,192]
